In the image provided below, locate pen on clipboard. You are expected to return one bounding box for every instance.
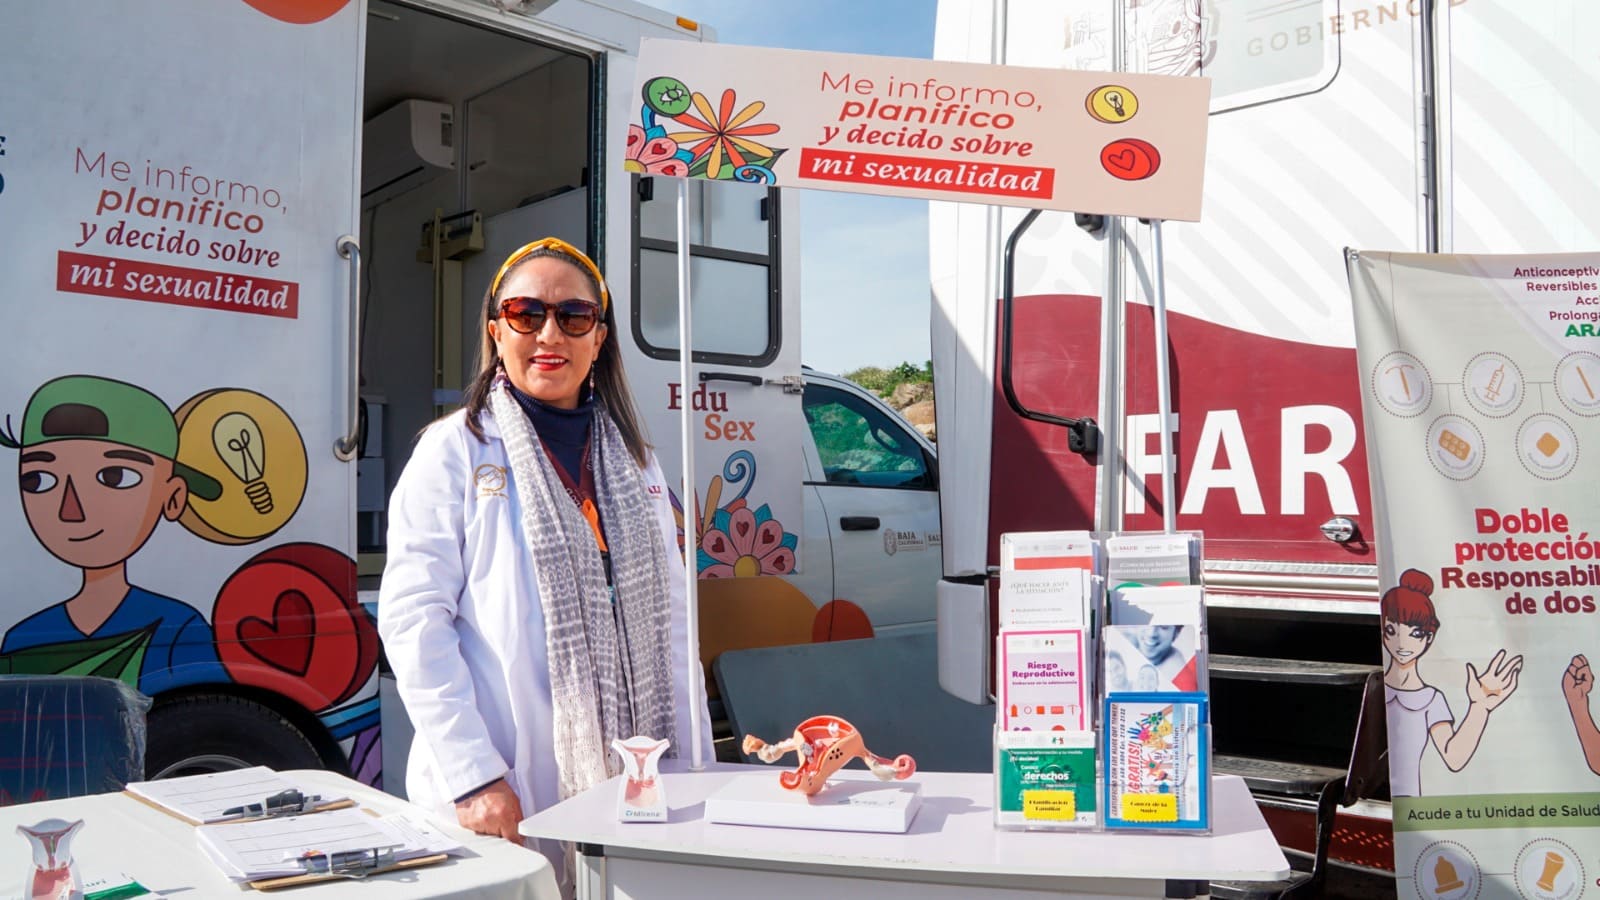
[216,788,321,821]
[289,845,401,877]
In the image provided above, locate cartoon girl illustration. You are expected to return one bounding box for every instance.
[1382,568,1524,796]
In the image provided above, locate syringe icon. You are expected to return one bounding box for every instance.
[1484,363,1506,401]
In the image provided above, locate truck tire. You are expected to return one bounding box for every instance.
[145,694,324,779]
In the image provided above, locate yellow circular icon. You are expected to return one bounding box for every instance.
[175,389,308,544]
[1086,85,1138,123]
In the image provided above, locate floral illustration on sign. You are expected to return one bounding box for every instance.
[625,125,692,177]
[639,75,786,184]
[691,450,797,577]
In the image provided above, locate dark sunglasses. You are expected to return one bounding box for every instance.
[495,297,602,337]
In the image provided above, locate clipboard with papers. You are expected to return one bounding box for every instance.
[194,806,459,888]
[124,767,462,889]
[124,766,354,825]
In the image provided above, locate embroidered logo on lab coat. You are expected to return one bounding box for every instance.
[475,464,507,498]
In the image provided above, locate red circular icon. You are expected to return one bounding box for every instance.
[238,0,352,24]
[213,543,376,711]
[1101,139,1161,181]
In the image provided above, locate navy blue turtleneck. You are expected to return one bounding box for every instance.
[508,384,593,483]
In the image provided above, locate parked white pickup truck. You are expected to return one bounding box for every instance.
[789,368,940,636]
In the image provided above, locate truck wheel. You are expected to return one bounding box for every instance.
[146,694,323,779]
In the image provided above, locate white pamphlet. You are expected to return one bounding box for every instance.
[1108,584,1204,626]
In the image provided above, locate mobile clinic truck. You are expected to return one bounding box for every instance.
[0,0,938,794]
[931,0,1599,883]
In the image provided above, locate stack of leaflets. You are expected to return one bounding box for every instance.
[1104,532,1199,589]
[1103,693,1209,830]
[1101,532,1211,832]
[994,532,1098,829]
[1103,585,1206,694]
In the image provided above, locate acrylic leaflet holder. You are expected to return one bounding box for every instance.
[993,530,1213,834]
[1102,692,1211,832]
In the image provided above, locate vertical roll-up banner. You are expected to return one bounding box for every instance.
[1350,250,1600,900]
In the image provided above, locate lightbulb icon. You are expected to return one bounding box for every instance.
[213,411,273,514]
[1106,91,1126,117]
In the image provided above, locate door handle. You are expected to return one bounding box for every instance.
[333,234,361,462]
[698,371,806,394]
[699,371,764,386]
[839,516,880,531]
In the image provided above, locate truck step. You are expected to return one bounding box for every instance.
[1213,754,1346,796]
[1209,654,1379,685]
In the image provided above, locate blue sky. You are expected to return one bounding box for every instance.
[637,0,937,375]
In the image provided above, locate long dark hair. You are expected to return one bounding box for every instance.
[461,247,652,468]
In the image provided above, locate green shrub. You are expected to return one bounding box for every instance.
[843,360,932,399]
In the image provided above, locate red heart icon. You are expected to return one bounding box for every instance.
[1100,139,1161,181]
[736,520,751,538]
[755,522,781,553]
[711,536,727,553]
[213,544,372,712]
[238,590,315,676]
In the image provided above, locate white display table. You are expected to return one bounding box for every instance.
[520,767,1290,899]
[0,769,558,899]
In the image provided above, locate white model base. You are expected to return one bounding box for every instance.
[704,771,922,833]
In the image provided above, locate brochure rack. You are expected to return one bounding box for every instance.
[993,530,1213,834]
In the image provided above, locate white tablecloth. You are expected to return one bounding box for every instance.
[522,767,1290,899]
[1,769,558,899]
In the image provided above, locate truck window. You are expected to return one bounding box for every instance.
[804,384,934,490]
[631,176,781,365]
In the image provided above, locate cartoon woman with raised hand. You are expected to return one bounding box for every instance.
[1383,569,1524,796]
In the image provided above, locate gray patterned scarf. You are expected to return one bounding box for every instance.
[487,376,678,802]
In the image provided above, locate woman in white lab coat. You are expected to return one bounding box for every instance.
[378,237,710,850]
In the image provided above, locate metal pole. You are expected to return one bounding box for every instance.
[675,178,703,769]
[1418,0,1440,252]
[1149,220,1176,534]
[1099,0,1128,533]
[1096,220,1124,533]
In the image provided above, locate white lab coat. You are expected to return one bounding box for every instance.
[377,406,711,831]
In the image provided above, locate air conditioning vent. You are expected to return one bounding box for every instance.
[362,99,455,209]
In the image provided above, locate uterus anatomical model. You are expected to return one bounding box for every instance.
[611,736,670,822]
[18,818,84,900]
[742,715,916,796]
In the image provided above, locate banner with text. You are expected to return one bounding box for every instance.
[630,39,1211,221]
[1350,251,1600,900]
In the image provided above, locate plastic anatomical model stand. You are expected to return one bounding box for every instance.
[612,736,670,822]
[742,715,916,796]
[18,818,83,900]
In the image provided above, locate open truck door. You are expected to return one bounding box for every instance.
[623,171,808,648]
[0,1,372,783]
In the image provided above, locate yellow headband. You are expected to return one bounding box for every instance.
[489,237,610,313]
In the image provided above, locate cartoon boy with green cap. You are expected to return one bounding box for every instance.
[2,375,230,694]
